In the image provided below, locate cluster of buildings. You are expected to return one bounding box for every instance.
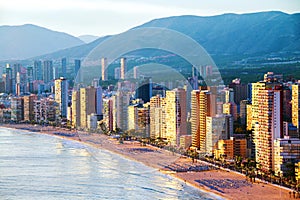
[0,58,81,95]
[1,57,300,180]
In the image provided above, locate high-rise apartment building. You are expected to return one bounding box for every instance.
[214,137,247,160]
[165,88,187,146]
[101,58,108,81]
[191,90,213,151]
[33,61,43,81]
[136,76,152,103]
[292,83,300,129]
[149,95,166,139]
[34,98,57,123]
[120,58,126,80]
[274,137,300,176]
[4,65,12,93]
[223,102,238,121]
[103,98,114,132]
[43,60,53,83]
[254,89,282,172]
[74,59,81,79]
[54,77,68,118]
[206,115,232,156]
[133,66,139,79]
[24,94,37,121]
[240,100,248,125]
[96,86,103,116]
[61,58,67,78]
[114,67,120,80]
[11,97,24,121]
[229,78,248,104]
[251,82,266,129]
[71,90,80,128]
[26,66,34,93]
[80,87,96,128]
[128,102,150,136]
[115,89,131,131]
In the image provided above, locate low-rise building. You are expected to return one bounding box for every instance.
[34,98,57,123]
[214,137,247,160]
[274,137,300,176]
[180,135,192,149]
[87,113,98,130]
[11,97,24,121]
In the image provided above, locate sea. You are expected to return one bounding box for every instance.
[0,128,222,200]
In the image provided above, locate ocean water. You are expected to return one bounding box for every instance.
[0,128,221,200]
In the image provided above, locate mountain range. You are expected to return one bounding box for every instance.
[78,35,99,43]
[0,24,84,60]
[0,11,299,62]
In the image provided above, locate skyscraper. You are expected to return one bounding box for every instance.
[206,115,232,156]
[96,86,103,115]
[133,66,139,79]
[120,57,126,80]
[150,95,166,139]
[11,97,24,121]
[101,58,108,81]
[53,66,59,80]
[54,77,68,118]
[136,76,152,103]
[61,58,67,78]
[33,60,43,81]
[74,59,81,79]
[254,88,282,172]
[24,94,37,121]
[4,64,12,94]
[12,64,22,94]
[103,98,114,132]
[251,82,266,130]
[240,100,248,125]
[71,90,80,128]
[80,87,96,128]
[115,88,131,131]
[292,83,300,129]
[26,66,34,93]
[43,60,53,83]
[114,67,120,79]
[191,90,212,151]
[165,88,187,146]
[229,78,248,104]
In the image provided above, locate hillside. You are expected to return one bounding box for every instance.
[78,35,99,43]
[136,11,300,55]
[0,24,84,60]
[17,11,300,61]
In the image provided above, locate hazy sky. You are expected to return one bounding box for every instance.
[1,0,299,36]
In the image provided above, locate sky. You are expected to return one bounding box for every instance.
[1,0,299,37]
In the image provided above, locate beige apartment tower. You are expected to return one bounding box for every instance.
[191,90,212,151]
[292,83,300,129]
[80,87,96,128]
[120,58,126,80]
[101,58,108,81]
[165,88,187,146]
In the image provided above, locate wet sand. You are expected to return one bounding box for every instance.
[0,124,293,200]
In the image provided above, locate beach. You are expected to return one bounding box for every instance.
[0,124,293,200]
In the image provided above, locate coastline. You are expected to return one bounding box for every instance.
[0,124,292,200]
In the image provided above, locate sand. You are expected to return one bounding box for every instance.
[0,124,294,200]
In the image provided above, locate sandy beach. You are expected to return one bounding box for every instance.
[0,124,293,200]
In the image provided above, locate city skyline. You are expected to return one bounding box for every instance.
[1,0,299,36]
[1,2,299,199]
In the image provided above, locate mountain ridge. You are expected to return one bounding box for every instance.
[1,11,299,62]
[0,24,84,60]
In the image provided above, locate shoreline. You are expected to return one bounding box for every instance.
[0,124,292,200]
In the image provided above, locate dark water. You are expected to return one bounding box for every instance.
[0,128,222,200]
